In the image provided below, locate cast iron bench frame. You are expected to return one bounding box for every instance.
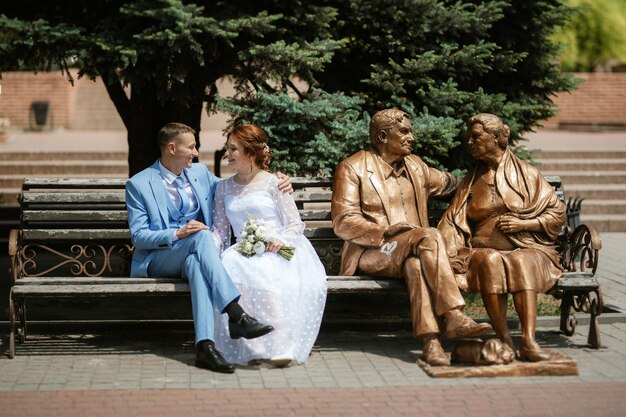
[6,176,602,358]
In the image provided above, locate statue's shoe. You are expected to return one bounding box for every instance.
[519,345,567,362]
[422,339,450,366]
[445,310,492,340]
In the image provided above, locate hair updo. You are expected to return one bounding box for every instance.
[467,113,511,149]
[227,124,272,171]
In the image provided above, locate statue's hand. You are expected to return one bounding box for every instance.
[384,223,415,237]
[497,215,527,234]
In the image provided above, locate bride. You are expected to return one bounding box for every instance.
[212,123,327,367]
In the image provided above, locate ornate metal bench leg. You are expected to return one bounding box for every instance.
[587,289,603,349]
[8,292,16,359]
[559,292,576,336]
[19,300,26,342]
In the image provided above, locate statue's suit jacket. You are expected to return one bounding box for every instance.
[125,161,220,277]
[331,149,459,275]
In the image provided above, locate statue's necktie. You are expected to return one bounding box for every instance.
[174,176,190,214]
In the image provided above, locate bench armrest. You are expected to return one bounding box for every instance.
[560,224,602,275]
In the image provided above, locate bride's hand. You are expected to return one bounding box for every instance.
[265,239,285,252]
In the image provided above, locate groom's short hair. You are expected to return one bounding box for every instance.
[157,122,196,150]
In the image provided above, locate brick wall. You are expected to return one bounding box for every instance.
[0,70,76,129]
[0,70,228,131]
[2,71,625,131]
[545,73,626,129]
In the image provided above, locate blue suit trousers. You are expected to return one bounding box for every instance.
[147,230,240,344]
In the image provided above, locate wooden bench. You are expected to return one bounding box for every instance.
[6,176,603,358]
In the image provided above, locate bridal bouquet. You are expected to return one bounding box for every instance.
[237,218,295,261]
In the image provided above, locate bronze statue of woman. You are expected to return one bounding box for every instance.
[439,113,567,362]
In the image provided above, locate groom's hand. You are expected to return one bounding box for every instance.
[176,220,209,239]
[275,172,293,194]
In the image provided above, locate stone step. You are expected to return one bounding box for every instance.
[537,150,626,159]
[564,184,626,200]
[0,151,129,161]
[581,199,626,215]
[536,158,626,171]
[0,151,214,161]
[0,174,128,188]
[0,160,218,175]
[0,189,20,206]
[0,160,130,175]
[580,214,626,233]
[542,171,626,184]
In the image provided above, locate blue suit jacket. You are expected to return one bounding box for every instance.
[125,160,221,277]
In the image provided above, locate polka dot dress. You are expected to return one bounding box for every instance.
[212,174,327,365]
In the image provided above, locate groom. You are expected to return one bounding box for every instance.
[126,122,286,373]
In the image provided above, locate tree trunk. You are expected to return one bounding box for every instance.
[103,73,208,177]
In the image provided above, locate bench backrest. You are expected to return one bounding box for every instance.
[13,175,568,278]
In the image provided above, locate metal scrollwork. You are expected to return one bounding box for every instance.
[561,224,601,274]
[313,240,342,275]
[560,289,603,347]
[114,245,133,275]
[18,243,133,277]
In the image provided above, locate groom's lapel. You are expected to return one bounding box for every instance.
[186,166,210,221]
[148,168,170,225]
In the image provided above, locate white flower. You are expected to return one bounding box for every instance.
[253,241,265,255]
[247,235,255,242]
[244,242,253,252]
[240,231,248,238]
[255,226,266,238]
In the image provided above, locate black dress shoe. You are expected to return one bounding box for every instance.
[195,345,235,373]
[229,313,274,340]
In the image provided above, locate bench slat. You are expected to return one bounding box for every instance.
[12,283,190,295]
[22,192,125,204]
[292,190,332,203]
[22,229,131,240]
[300,210,331,221]
[555,273,599,290]
[23,210,128,222]
[13,281,404,295]
[22,178,127,189]
[291,177,333,188]
[15,277,182,285]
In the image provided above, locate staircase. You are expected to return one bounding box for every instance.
[537,150,626,232]
[0,149,222,206]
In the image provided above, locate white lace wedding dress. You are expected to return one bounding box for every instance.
[212,173,327,365]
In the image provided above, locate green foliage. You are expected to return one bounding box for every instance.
[463,293,561,319]
[317,0,577,171]
[218,90,368,176]
[553,0,626,71]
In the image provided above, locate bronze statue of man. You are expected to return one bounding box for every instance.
[331,108,492,366]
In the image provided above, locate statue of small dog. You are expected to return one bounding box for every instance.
[451,338,515,366]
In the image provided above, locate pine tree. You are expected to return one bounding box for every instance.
[314,0,578,171]
[1,0,577,175]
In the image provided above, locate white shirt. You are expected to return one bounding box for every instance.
[158,161,199,214]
